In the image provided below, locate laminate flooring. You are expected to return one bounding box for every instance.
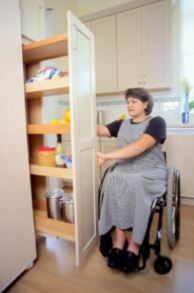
[5,205,194,293]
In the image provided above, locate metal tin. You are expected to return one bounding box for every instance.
[45,188,65,220]
[61,195,74,224]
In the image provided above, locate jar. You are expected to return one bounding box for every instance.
[37,146,56,167]
[61,194,74,223]
[45,188,65,220]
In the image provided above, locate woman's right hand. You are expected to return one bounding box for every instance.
[97,152,107,166]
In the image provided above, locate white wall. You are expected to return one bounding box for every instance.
[171,0,181,94]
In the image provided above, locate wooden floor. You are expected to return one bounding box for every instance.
[5,205,194,293]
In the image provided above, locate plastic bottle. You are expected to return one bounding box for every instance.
[55,134,65,168]
[182,95,189,124]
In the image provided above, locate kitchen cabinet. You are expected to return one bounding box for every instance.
[20,0,45,40]
[91,15,117,94]
[117,8,141,89]
[117,0,170,90]
[23,12,97,266]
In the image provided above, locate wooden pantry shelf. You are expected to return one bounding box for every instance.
[28,124,70,134]
[23,34,68,64]
[34,209,75,242]
[30,164,73,180]
[25,76,69,98]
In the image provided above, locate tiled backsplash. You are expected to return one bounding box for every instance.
[45,93,194,129]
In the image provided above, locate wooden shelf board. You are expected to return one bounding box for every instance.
[23,34,68,64]
[28,124,70,134]
[30,164,73,180]
[25,76,69,98]
[34,209,75,242]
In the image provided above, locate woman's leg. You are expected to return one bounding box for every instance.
[107,227,126,269]
[113,229,140,255]
[113,228,126,249]
[120,234,140,273]
[127,234,140,256]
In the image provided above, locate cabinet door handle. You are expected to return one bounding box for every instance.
[138,75,142,85]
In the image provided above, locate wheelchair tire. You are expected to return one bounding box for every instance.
[98,163,118,219]
[166,166,181,249]
[153,256,172,274]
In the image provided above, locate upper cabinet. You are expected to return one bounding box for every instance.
[20,0,45,40]
[90,0,170,94]
[117,0,170,91]
[141,0,170,89]
[91,15,117,94]
[117,8,141,90]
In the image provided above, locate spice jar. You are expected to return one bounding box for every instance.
[37,146,56,167]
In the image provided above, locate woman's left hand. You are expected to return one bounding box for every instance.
[97,152,107,166]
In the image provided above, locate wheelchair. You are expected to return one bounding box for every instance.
[98,163,181,275]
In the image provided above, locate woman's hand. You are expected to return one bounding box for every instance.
[97,152,107,166]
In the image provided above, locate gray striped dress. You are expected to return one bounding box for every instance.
[99,118,167,245]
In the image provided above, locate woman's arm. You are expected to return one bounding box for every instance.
[97,125,111,137]
[97,133,156,166]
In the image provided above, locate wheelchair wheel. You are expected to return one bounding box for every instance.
[153,256,172,274]
[166,166,181,249]
[98,163,117,219]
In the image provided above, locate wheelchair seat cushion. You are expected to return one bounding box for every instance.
[99,118,167,245]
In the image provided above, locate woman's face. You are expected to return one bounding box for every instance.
[127,96,148,118]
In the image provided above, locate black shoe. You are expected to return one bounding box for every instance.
[107,248,124,269]
[120,251,139,273]
[99,233,112,257]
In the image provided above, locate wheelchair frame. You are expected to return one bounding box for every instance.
[98,164,181,274]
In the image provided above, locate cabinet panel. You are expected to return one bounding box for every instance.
[91,15,117,93]
[20,0,45,40]
[117,9,141,90]
[142,0,170,88]
[117,0,170,91]
[68,12,97,266]
[0,1,36,290]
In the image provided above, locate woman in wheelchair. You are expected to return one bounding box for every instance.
[97,88,167,273]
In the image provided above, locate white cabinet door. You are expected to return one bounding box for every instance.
[117,8,142,90]
[67,12,97,266]
[20,0,45,40]
[141,0,170,88]
[91,15,117,93]
[117,0,170,91]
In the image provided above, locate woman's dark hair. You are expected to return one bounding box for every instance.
[125,88,153,115]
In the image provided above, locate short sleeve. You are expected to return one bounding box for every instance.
[144,116,166,144]
[106,120,123,137]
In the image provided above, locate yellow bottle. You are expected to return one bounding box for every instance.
[55,134,65,168]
